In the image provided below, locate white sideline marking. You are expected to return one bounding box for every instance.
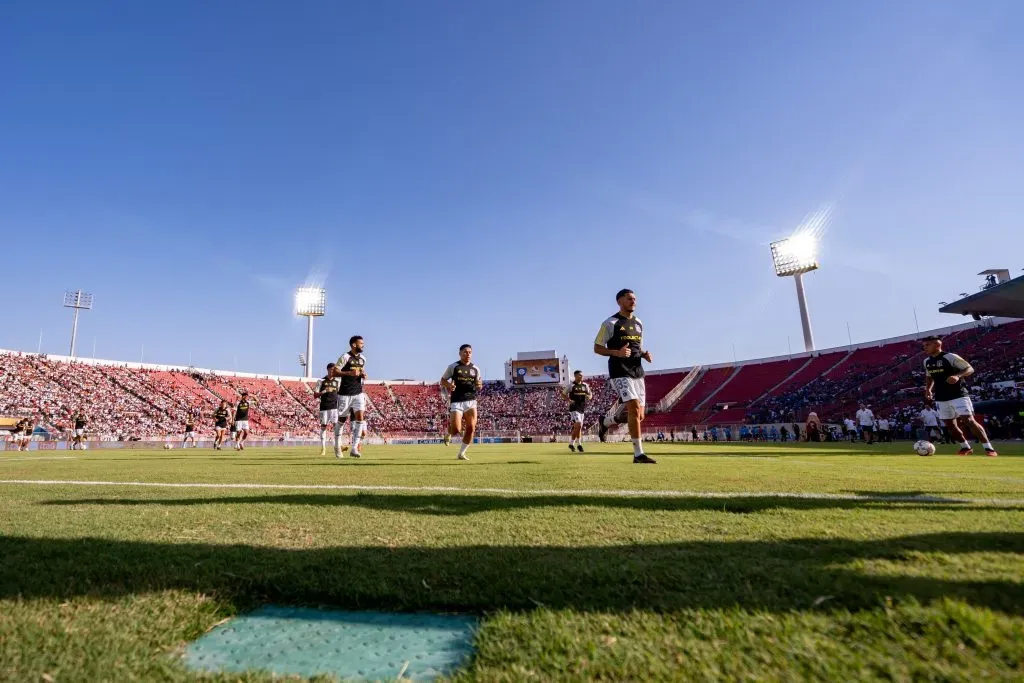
[0,457,78,463]
[0,479,1022,505]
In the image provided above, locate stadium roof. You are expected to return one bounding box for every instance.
[939,273,1024,319]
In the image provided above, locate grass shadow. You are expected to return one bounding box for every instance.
[0,532,1020,616]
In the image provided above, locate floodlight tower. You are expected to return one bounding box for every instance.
[295,287,326,378]
[770,234,819,352]
[63,290,94,358]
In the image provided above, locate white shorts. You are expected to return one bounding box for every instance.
[74,429,85,437]
[185,431,196,439]
[450,400,478,414]
[337,394,367,415]
[320,409,339,425]
[937,397,974,421]
[235,420,250,432]
[611,377,646,405]
[569,411,586,425]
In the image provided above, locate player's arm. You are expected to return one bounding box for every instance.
[593,320,630,358]
[475,365,483,390]
[440,364,456,393]
[946,354,974,383]
[332,355,363,377]
[924,374,934,399]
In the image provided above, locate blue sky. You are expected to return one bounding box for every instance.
[2,0,1022,379]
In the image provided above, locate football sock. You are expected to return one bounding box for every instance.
[631,438,643,456]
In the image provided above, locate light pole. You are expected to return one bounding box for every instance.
[770,234,819,352]
[295,287,326,378]
[63,290,93,358]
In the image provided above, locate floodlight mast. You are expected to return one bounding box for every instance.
[770,237,818,352]
[295,287,326,378]
[63,290,94,358]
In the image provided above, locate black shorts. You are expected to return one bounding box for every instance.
[861,426,874,433]
[215,421,227,429]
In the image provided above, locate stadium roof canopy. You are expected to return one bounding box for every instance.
[939,273,1024,319]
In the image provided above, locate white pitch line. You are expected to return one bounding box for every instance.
[1,479,1023,505]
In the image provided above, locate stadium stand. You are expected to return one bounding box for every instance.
[2,319,1022,442]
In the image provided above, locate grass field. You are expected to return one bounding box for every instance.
[1,441,1022,682]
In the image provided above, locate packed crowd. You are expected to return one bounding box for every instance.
[0,353,620,439]
[3,320,1021,442]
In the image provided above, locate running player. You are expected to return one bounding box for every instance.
[314,362,344,457]
[594,289,656,463]
[334,336,367,458]
[233,391,255,450]
[922,336,998,456]
[855,404,875,444]
[563,370,592,453]
[71,409,88,450]
[17,417,33,451]
[441,344,483,461]
[182,412,198,449]
[212,400,230,450]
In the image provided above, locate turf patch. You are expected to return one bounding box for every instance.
[182,606,477,681]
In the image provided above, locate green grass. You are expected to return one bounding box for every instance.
[1,441,1022,681]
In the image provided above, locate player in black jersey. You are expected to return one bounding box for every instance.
[314,362,344,457]
[212,400,230,450]
[441,344,483,461]
[182,412,198,449]
[333,336,367,458]
[71,410,88,451]
[232,391,256,451]
[563,370,592,453]
[922,336,997,456]
[16,417,33,451]
[594,289,656,463]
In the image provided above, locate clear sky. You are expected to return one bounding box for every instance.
[2,1,1022,379]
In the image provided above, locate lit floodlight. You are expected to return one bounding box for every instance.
[295,286,326,378]
[770,233,820,277]
[295,287,326,316]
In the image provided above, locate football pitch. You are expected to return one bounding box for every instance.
[1,442,1022,682]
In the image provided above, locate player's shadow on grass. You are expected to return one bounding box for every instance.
[0,531,1021,616]
[39,492,1015,515]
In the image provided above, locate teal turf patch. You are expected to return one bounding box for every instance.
[182,606,477,681]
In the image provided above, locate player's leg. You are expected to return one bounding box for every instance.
[956,398,997,455]
[938,401,972,454]
[458,406,476,460]
[449,409,463,440]
[943,418,971,454]
[350,395,367,455]
[319,414,329,455]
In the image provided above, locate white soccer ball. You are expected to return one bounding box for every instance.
[913,440,935,457]
[163,443,173,450]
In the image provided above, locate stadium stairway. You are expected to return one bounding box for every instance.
[695,365,742,411]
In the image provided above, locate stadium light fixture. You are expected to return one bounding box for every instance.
[295,286,326,378]
[770,232,819,352]
[63,290,94,358]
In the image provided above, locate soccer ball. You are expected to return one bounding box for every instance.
[163,443,173,450]
[913,440,935,457]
